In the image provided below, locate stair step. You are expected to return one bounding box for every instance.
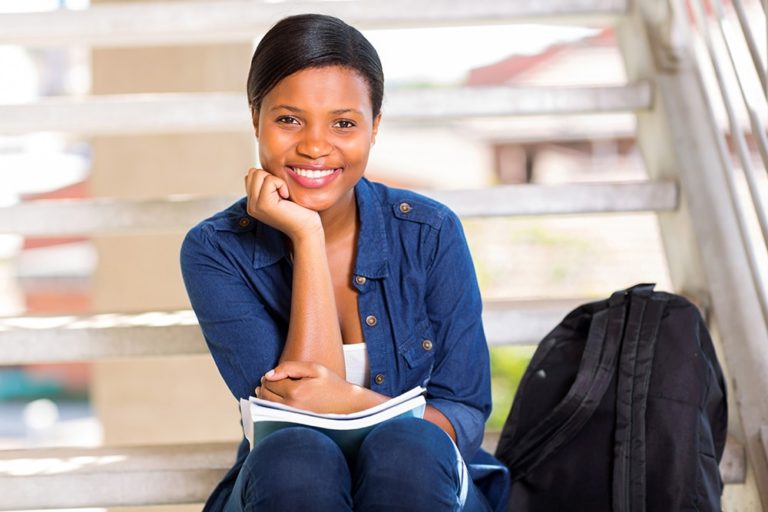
[0,442,235,509]
[0,0,629,48]
[0,434,745,510]
[0,181,676,236]
[0,301,583,364]
[0,84,651,136]
[0,311,205,364]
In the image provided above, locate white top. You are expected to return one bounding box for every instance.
[343,343,370,388]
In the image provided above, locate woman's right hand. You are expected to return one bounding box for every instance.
[244,168,322,241]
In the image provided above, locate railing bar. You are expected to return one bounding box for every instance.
[690,0,768,324]
[731,0,767,94]
[711,0,768,177]
[694,0,768,246]
[749,108,768,177]
[764,0,768,97]
[699,0,768,247]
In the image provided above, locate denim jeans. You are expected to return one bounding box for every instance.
[223,417,492,511]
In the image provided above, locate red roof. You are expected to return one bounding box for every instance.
[466,28,615,86]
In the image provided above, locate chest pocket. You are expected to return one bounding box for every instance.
[397,319,437,388]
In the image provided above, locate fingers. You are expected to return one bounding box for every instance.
[262,174,289,203]
[263,367,294,381]
[259,376,301,401]
[245,168,268,204]
[264,361,319,381]
[245,168,289,202]
[261,173,289,200]
[255,383,285,403]
[244,168,263,197]
[276,179,290,199]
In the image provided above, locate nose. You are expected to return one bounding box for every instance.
[296,126,332,159]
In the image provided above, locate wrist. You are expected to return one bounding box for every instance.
[288,221,324,245]
[346,386,389,413]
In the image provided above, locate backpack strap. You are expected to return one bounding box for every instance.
[612,289,668,512]
[504,292,629,479]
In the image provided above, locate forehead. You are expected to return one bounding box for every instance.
[263,66,372,114]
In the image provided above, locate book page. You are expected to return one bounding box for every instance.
[248,385,426,420]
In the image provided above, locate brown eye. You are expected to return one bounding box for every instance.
[276,116,300,125]
[334,120,356,129]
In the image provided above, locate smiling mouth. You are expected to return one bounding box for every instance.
[289,167,341,178]
[285,166,342,189]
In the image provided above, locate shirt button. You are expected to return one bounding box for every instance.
[399,202,412,214]
[238,217,251,228]
[422,339,433,351]
[365,315,378,327]
[374,373,385,385]
[355,276,367,285]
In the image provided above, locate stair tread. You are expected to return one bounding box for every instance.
[0,0,629,48]
[0,300,592,364]
[0,84,652,135]
[0,181,676,236]
[0,442,235,509]
[0,434,745,509]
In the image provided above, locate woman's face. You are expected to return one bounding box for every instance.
[254,65,381,213]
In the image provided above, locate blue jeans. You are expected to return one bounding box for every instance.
[223,417,491,511]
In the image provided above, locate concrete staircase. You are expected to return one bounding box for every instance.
[1,0,766,509]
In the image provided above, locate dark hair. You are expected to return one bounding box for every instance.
[247,14,384,118]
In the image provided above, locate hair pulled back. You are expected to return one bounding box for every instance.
[247,14,384,118]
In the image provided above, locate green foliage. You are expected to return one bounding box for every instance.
[487,345,536,430]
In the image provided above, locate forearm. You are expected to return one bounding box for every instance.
[424,405,457,442]
[281,229,345,377]
[345,386,457,441]
[350,391,457,442]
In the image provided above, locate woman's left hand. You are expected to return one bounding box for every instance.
[256,361,359,414]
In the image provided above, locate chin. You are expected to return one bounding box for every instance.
[291,193,335,213]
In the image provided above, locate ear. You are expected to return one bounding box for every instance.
[251,105,260,139]
[370,112,382,145]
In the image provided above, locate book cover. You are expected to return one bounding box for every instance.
[240,386,426,456]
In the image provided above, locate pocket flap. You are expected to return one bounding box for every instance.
[398,320,436,368]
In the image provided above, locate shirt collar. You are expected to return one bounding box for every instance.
[252,177,389,278]
[354,177,389,279]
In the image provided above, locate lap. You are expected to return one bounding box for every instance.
[223,419,490,512]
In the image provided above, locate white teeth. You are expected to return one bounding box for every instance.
[293,168,336,178]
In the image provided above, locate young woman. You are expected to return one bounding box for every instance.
[180,13,509,511]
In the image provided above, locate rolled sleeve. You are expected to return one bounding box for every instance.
[424,211,491,461]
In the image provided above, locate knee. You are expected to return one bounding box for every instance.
[354,418,466,510]
[358,417,458,476]
[239,427,351,505]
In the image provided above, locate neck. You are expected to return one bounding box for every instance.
[319,188,358,244]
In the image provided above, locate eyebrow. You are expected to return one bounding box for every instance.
[270,105,364,116]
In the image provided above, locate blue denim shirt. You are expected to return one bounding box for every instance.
[180,177,508,510]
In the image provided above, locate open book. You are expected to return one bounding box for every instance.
[240,386,426,456]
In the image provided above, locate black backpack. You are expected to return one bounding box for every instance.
[495,284,728,512]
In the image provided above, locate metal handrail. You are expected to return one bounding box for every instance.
[708,0,768,222]
[687,0,768,324]
[713,0,768,177]
[732,0,767,95]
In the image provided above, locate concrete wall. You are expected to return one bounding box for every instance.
[89,37,254,510]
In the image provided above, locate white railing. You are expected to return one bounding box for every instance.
[685,0,768,324]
